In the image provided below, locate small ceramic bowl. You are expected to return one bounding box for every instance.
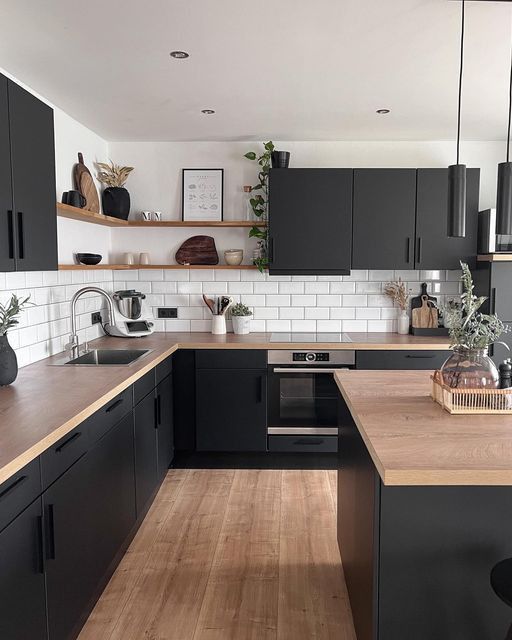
[76,253,102,266]
[224,249,243,266]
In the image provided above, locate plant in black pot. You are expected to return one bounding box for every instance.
[96,160,134,220]
[0,294,31,386]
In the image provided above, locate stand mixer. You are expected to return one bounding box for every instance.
[105,290,155,337]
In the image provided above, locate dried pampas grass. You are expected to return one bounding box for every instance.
[384,278,410,312]
[96,161,134,188]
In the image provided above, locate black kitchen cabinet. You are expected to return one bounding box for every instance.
[268,168,353,275]
[356,350,451,370]
[0,498,47,640]
[134,390,158,516]
[156,374,174,479]
[196,369,267,452]
[0,72,57,271]
[415,169,479,269]
[352,169,417,270]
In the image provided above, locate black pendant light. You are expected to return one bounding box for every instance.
[496,33,512,236]
[448,0,467,238]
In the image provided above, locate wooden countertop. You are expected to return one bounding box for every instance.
[0,332,449,486]
[335,370,512,487]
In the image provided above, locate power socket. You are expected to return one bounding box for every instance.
[91,312,102,325]
[158,307,178,319]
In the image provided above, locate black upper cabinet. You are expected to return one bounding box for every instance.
[352,169,417,270]
[415,168,479,270]
[268,168,352,275]
[0,73,57,272]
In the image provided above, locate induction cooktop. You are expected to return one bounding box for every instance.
[269,332,353,343]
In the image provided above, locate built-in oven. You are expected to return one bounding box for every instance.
[267,350,355,452]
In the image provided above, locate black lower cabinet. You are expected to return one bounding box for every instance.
[356,350,451,370]
[196,369,267,451]
[0,498,47,640]
[156,374,174,480]
[134,391,158,516]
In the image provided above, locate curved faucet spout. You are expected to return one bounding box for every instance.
[67,287,115,358]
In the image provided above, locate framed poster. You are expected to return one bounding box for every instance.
[182,168,224,221]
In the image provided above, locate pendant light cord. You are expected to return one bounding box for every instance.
[456,0,465,165]
[507,12,512,162]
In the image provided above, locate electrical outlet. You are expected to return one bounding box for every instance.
[158,307,178,319]
[91,312,102,325]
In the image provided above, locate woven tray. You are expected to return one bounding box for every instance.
[431,370,512,414]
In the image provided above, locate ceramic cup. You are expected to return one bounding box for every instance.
[124,252,135,265]
[141,211,152,222]
[151,211,162,221]
[224,249,243,266]
[139,252,150,265]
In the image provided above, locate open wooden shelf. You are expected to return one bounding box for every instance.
[478,253,512,262]
[59,264,259,271]
[57,203,266,228]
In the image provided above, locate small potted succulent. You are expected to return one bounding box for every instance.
[0,294,31,385]
[96,160,134,220]
[230,303,253,335]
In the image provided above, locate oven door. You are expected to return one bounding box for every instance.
[268,366,346,431]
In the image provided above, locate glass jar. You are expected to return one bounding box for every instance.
[440,347,499,389]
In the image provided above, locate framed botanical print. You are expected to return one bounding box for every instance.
[182,168,224,221]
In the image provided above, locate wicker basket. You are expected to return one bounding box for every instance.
[431,370,512,414]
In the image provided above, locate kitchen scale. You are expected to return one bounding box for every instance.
[105,290,155,338]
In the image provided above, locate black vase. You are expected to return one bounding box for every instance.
[0,334,18,386]
[271,151,290,168]
[102,187,131,220]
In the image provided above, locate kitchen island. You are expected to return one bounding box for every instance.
[335,370,512,640]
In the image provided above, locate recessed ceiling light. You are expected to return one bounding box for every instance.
[201,109,215,114]
[376,108,390,114]
[170,51,189,59]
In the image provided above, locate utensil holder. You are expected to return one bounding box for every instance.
[212,315,226,335]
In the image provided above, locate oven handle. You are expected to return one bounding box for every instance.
[272,367,350,374]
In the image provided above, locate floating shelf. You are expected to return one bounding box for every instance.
[477,254,512,262]
[57,203,266,228]
[59,264,259,271]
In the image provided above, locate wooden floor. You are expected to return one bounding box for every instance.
[78,469,356,640]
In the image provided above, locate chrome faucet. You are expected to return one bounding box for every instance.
[66,287,115,359]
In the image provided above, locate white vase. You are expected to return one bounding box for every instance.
[232,316,251,335]
[211,315,226,335]
[397,311,410,335]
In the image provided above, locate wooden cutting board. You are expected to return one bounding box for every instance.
[412,295,439,329]
[74,152,100,213]
[175,236,219,265]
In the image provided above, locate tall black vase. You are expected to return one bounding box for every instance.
[102,187,131,220]
[0,334,18,386]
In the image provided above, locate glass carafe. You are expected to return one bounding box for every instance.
[440,347,499,389]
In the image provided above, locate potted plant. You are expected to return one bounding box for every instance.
[230,303,253,335]
[0,294,31,385]
[441,262,509,388]
[384,278,410,334]
[96,160,134,220]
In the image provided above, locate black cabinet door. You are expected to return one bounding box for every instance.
[8,80,57,271]
[196,369,267,451]
[415,168,479,269]
[86,412,136,589]
[268,168,352,275]
[156,374,174,480]
[44,454,94,640]
[352,169,416,270]
[356,350,451,370]
[134,391,158,516]
[0,75,15,272]
[0,498,47,640]
[490,263,512,322]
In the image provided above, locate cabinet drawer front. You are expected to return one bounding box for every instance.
[268,435,338,453]
[0,458,41,533]
[41,425,88,490]
[196,350,266,369]
[356,350,450,370]
[156,356,173,385]
[133,369,156,404]
[86,387,132,445]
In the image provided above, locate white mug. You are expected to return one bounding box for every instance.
[124,252,135,265]
[141,211,152,222]
[139,252,150,265]
[151,211,162,221]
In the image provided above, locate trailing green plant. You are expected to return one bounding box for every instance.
[447,262,509,350]
[244,141,274,272]
[0,294,31,335]
[230,302,253,317]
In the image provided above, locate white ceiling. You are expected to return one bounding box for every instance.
[0,0,511,142]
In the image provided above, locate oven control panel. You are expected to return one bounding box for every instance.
[292,352,330,362]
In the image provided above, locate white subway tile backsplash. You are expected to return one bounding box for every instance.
[202,282,228,295]
[291,294,315,307]
[291,320,317,332]
[317,294,342,307]
[343,270,368,281]
[240,294,266,307]
[330,282,356,294]
[254,307,279,320]
[305,282,330,294]
[179,307,204,320]
[254,282,279,294]
[164,269,189,281]
[368,319,396,332]
[266,294,291,307]
[356,308,381,320]
[341,294,367,307]
[279,307,304,320]
[355,282,382,294]
[190,269,214,281]
[151,281,177,294]
[177,282,203,294]
[215,269,240,281]
[420,270,445,281]
[228,282,254,295]
[267,320,291,332]
[190,319,212,331]
[342,320,368,332]
[317,320,342,332]
[279,281,305,294]
[305,308,330,320]
[330,307,356,320]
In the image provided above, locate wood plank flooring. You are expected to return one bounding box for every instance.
[79,470,356,640]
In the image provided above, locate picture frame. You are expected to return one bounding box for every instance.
[182,168,224,221]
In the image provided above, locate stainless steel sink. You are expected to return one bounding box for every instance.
[53,348,152,366]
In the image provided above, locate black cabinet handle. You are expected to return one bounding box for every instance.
[17,212,24,259]
[491,287,496,314]
[0,474,27,501]
[157,394,162,425]
[293,438,324,446]
[36,515,44,574]
[405,354,435,359]
[154,396,159,429]
[416,237,422,264]
[55,431,81,453]
[105,397,123,413]
[46,504,56,560]
[6,210,14,259]
[268,237,274,263]
[406,237,410,264]
[257,376,264,403]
